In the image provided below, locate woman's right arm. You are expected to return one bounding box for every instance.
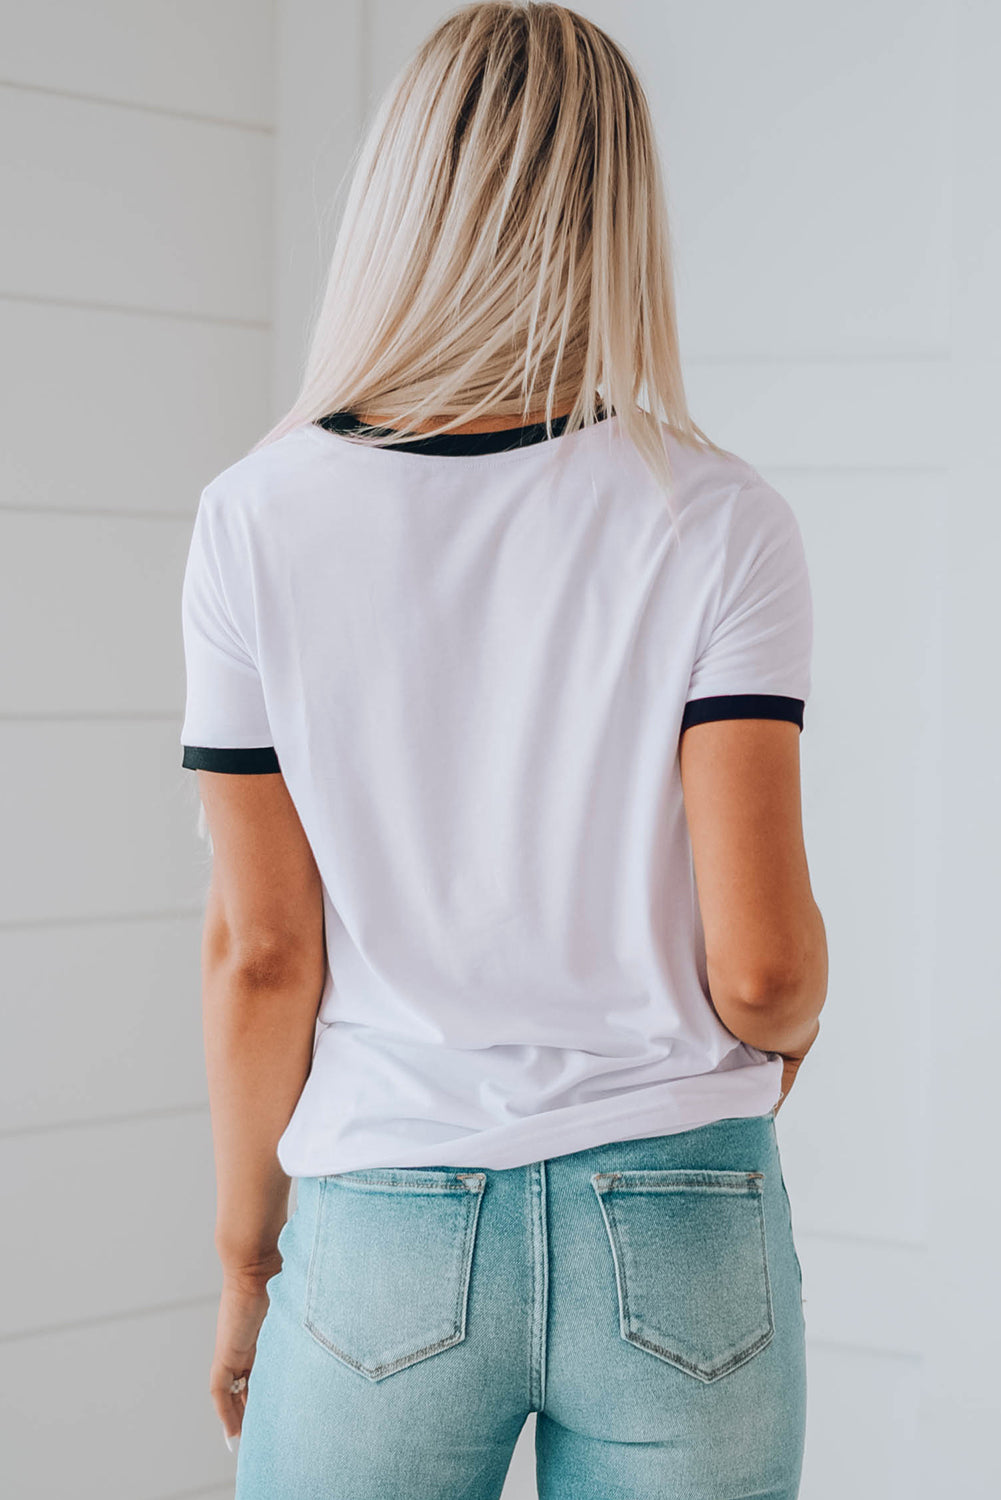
[679,714,828,1088]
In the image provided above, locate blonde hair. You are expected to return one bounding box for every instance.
[253,1,720,521]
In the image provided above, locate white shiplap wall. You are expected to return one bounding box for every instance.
[0,5,274,1498]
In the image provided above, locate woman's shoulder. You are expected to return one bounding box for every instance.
[651,423,782,532]
[657,422,759,496]
[196,424,340,525]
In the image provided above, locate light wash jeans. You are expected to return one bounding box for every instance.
[235,1111,806,1499]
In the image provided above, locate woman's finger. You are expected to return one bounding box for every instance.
[210,1357,251,1440]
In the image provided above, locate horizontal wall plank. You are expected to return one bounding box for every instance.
[0,299,272,515]
[0,88,272,321]
[683,358,950,471]
[0,722,211,923]
[0,1111,224,1338]
[618,0,951,359]
[0,512,191,715]
[800,1343,922,1499]
[171,1490,236,1500]
[0,1300,239,1500]
[799,1234,926,1356]
[166,1490,236,1500]
[0,916,205,1132]
[1,0,274,127]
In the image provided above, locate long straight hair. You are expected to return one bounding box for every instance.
[252,1,722,527]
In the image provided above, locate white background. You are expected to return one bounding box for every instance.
[1,3,997,1496]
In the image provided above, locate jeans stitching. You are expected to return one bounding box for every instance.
[591,1170,775,1383]
[302,1174,486,1380]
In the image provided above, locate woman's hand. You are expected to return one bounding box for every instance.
[210,1259,281,1450]
[773,1053,804,1114]
[773,1018,821,1115]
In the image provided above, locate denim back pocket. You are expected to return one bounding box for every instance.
[302,1167,487,1381]
[590,1167,774,1383]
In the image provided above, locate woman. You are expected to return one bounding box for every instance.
[180,5,827,1497]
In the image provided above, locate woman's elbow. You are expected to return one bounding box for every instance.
[711,902,829,1018]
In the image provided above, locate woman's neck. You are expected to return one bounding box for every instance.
[357,402,578,435]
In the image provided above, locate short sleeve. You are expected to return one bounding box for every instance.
[681,477,813,733]
[179,489,280,773]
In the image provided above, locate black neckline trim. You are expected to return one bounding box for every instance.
[313,401,611,456]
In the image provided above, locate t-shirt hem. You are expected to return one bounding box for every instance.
[276,1059,784,1177]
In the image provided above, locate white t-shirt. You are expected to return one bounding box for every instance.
[180,408,813,1176]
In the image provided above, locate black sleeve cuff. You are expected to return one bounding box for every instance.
[680,694,804,732]
[182,745,281,773]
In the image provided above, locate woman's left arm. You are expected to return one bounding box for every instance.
[195,766,326,1444]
